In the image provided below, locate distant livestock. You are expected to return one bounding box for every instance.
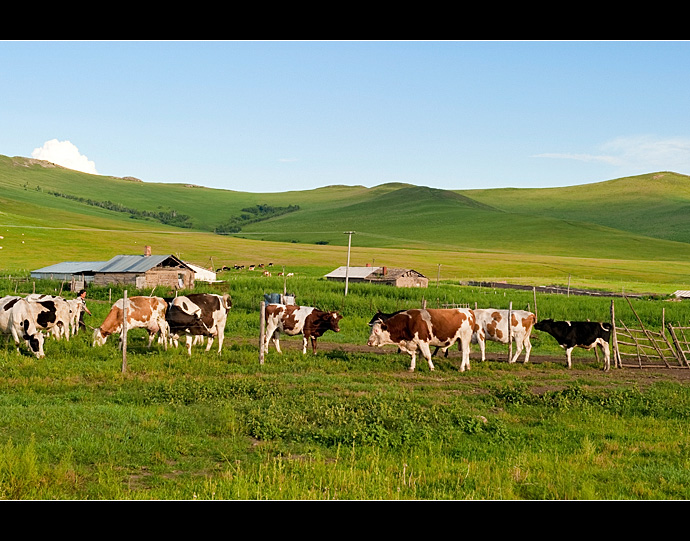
[0,296,45,358]
[165,293,232,355]
[367,308,475,372]
[263,304,342,355]
[534,318,612,371]
[93,296,169,349]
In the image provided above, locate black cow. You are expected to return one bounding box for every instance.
[534,319,612,371]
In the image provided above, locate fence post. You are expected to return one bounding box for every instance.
[508,301,513,362]
[259,301,266,365]
[121,290,128,373]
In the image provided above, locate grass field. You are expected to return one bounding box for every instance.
[1,275,690,500]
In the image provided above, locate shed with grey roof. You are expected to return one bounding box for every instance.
[325,266,428,288]
[32,246,196,290]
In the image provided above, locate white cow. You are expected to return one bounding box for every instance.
[0,296,45,358]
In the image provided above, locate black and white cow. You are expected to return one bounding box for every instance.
[0,296,45,358]
[534,318,612,371]
[165,293,232,355]
[25,294,71,341]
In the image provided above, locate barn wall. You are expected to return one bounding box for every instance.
[93,269,195,289]
[144,268,194,289]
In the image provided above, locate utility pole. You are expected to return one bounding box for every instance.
[344,231,355,296]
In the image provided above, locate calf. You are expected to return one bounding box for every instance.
[263,304,342,355]
[93,296,169,350]
[165,293,232,355]
[0,296,45,358]
[367,308,475,372]
[534,318,612,371]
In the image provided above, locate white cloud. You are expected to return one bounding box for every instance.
[31,139,98,175]
[533,135,690,174]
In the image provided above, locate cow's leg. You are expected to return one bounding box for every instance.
[205,335,215,352]
[185,335,193,356]
[522,337,532,364]
[216,326,224,353]
[477,331,486,362]
[418,342,434,371]
[599,340,611,371]
[459,336,472,372]
[301,335,308,354]
[510,335,524,364]
[272,331,282,354]
[565,347,573,368]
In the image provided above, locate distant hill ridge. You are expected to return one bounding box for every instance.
[3,153,690,273]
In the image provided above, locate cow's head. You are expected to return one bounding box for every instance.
[367,319,389,348]
[533,319,553,333]
[22,319,45,358]
[92,327,108,347]
[328,312,343,332]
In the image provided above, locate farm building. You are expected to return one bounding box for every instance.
[31,247,196,290]
[185,262,218,284]
[673,290,690,299]
[325,266,429,288]
[30,261,107,284]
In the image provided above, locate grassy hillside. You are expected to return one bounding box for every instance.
[460,172,690,244]
[3,155,690,294]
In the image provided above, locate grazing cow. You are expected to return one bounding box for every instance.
[165,293,232,355]
[93,296,169,349]
[0,296,45,358]
[367,308,475,372]
[534,318,612,371]
[263,304,342,355]
[24,294,71,341]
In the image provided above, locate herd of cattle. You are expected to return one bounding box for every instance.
[0,292,614,372]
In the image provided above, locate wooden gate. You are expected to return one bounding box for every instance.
[611,297,689,369]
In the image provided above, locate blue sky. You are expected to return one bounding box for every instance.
[2,40,690,193]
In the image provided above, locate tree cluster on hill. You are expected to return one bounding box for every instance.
[45,189,193,228]
[214,204,300,235]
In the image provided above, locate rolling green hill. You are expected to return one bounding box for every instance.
[2,154,690,294]
[460,172,690,244]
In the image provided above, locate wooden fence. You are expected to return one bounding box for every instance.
[612,297,690,369]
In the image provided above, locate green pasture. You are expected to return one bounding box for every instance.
[1,275,690,499]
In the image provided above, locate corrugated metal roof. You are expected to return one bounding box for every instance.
[674,290,690,298]
[325,266,380,279]
[96,254,180,273]
[32,261,107,274]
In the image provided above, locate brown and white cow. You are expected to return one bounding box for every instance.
[165,293,232,355]
[263,304,342,355]
[367,308,475,372]
[0,296,45,358]
[93,296,169,349]
[473,308,536,363]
